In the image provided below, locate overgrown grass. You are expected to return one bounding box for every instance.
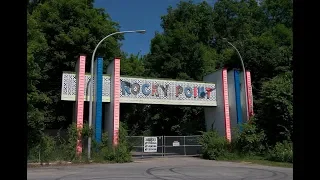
[217,154,293,168]
[199,120,293,168]
[28,119,293,168]
[27,122,132,165]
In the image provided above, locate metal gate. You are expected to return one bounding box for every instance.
[126,135,202,158]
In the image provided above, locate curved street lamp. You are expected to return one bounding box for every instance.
[88,30,146,159]
[222,38,249,123]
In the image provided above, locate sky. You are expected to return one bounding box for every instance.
[94,0,215,56]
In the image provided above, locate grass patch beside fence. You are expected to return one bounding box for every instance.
[27,122,132,165]
[217,155,293,168]
[199,122,293,168]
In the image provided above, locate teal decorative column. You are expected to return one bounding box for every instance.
[95,57,103,143]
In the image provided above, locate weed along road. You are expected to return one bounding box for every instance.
[27,157,292,180]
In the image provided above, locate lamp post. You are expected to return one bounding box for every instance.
[222,38,249,122]
[88,30,146,159]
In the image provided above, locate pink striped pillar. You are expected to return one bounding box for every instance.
[222,68,231,142]
[113,58,120,146]
[75,55,86,156]
[246,71,254,118]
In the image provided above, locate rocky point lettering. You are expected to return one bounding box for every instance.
[121,79,214,99]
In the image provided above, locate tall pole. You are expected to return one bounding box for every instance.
[223,38,249,122]
[88,30,146,159]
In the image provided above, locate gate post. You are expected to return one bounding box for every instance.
[183,136,186,156]
[163,136,166,157]
[141,136,144,158]
[162,136,164,157]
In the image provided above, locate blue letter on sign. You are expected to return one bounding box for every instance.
[198,87,206,98]
[121,81,131,95]
[142,84,150,96]
[184,87,192,98]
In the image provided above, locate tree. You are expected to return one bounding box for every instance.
[256,72,293,144]
[145,1,218,80]
[27,0,294,147]
[219,23,292,94]
[209,0,293,145]
[27,12,50,151]
[261,0,293,28]
[212,0,267,42]
[212,0,292,95]
[119,53,151,135]
[143,0,293,137]
[120,53,145,76]
[142,1,220,135]
[29,0,124,129]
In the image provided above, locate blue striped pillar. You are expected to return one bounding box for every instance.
[95,57,103,143]
[234,70,243,131]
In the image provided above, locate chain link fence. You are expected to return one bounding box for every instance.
[127,136,164,158]
[27,134,89,164]
[127,135,202,158]
[28,135,203,163]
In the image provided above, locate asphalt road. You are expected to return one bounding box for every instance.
[27,157,293,180]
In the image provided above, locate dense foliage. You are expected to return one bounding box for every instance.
[28,0,292,163]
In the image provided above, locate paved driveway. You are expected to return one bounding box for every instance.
[27,157,293,180]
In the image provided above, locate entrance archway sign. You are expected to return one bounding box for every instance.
[62,56,254,154]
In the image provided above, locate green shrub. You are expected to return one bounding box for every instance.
[27,122,132,164]
[233,120,266,155]
[199,130,229,160]
[92,122,132,163]
[49,122,92,162]
[38,134,55,164]
[112,123,132,162]
[28,134,62,164]
[91,132,110,162]
[266,141,293,163]
[27,146,41,163]
[113,143,132,163]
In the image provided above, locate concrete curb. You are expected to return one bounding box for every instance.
[27,161,95,168]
